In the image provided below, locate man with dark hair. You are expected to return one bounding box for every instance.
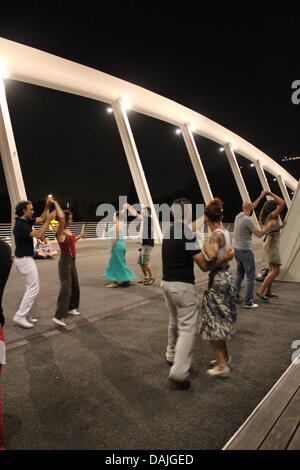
[124,203,155,285]
[161,198,233,390]
[13,197,55,328]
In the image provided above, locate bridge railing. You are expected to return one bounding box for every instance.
[0,221,234,242]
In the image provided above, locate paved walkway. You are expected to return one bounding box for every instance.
[1,238,300,449]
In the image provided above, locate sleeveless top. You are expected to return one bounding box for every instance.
[214,228,231,265]
[57,233,76,256]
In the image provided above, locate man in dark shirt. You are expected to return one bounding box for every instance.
[124,203,155,285]
[13,197,55,328]
[161,198,233,390]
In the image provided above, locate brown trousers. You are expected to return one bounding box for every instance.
[55,255,80,319]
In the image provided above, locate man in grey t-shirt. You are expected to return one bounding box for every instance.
[234,193,273,308]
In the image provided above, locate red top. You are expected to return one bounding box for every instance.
[57,233,76,256]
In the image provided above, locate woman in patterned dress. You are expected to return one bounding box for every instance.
[199,198,236,377]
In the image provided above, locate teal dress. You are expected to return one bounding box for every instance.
[103,226,136,282]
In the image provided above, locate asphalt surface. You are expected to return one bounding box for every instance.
[1,238,300,450]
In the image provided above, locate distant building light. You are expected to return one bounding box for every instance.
[175,129,182,135]
[273,178,277,181]
[250,163,255,167]
[219,147,224,152]
[107,107,113,113]
[282,156,300,161]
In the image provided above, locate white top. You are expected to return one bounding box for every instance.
[214,228,231,264]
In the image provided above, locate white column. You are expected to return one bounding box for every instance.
[277,174,291,210]
[181,124,213,205]
[254,160,272,199]
[0,79,27,245]
[224,143,258,225]
[112,99,162,243]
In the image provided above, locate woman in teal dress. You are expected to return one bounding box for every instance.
[103,211,136,288]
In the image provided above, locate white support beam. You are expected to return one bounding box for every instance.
[224,143,258,225]
[254,160,272,201]
[0,79,27,244]
[181,124,213,205]
[111,99,162,243]
[277,180,300,282]
[277,174,291,210]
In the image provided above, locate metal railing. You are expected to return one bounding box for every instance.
[0,221,143,242]
[0,221,234,242]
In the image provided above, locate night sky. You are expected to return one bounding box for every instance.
[0,5,299,222]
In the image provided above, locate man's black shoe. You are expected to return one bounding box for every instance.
[167,377,191,390]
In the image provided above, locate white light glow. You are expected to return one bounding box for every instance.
[107,107,113,113]
[175,129,182,135]
[0,60,9,79]
[121,95,131,110]
[219,147,224,152]
[250,163,255,167]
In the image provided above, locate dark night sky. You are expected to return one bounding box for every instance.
[0,4,299,221]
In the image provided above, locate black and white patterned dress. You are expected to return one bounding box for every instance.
[199,229,237,341]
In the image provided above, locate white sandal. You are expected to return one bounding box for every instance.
[106,282,119,288]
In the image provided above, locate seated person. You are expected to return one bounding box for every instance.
[49,218,59,232]
[37,237,58,259]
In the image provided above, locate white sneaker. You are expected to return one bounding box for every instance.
[243,303,259,309]
[52,317,67,327]
[207,366,230,377]
[210,356,232,366]
[27,316,38,323]
[13,316,34,329]
[67,309,81,315]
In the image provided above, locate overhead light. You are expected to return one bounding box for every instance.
[107,107,113,113]
[175,129,182,135]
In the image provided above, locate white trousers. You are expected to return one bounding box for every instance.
[161,281,200,382]
[15,257,39,318]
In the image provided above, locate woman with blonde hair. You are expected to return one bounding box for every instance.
[256,192,287,301]
[199,198,236,377]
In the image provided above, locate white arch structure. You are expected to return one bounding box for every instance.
[0,37,299,280]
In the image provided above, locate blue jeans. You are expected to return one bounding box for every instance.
[234,249,255,306]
